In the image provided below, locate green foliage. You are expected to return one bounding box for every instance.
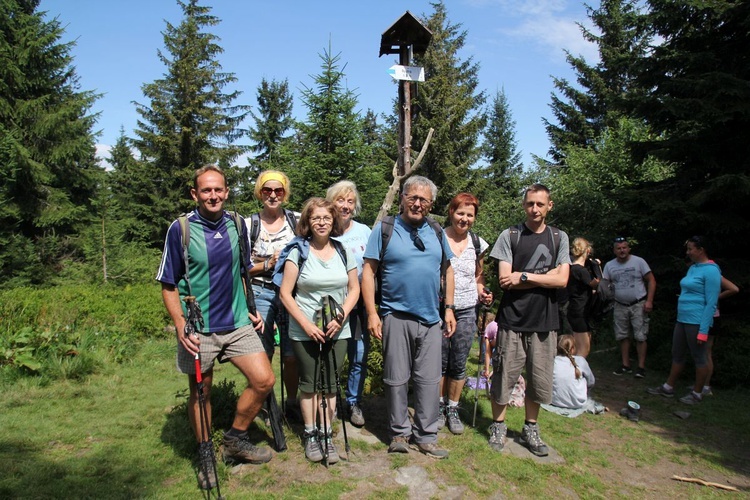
[544,0,651,163]
[132,0,250,246]
[0,0,102,285]
[247,78,294,172]
[410,1,486,211]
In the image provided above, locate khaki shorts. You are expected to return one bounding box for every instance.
[176,324,265,374]
[613,302,649,342]
[490,328,557,405]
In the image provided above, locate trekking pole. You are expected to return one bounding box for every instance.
[319,340,330,466]
[230,205,287,452]
[278,325,286,419]
[472,292,491,428]
[329,338,350,457]
[184,296,224,499]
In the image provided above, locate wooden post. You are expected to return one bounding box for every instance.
[398,45,411,178]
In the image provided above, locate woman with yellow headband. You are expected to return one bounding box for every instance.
[246,170,301,420]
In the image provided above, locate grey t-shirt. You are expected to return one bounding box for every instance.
[602,255,651,304]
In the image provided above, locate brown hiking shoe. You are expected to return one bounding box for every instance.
[409,439,449,459]
[388,435,409,453]
[222,433,273,465]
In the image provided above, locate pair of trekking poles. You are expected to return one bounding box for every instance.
[311,296,350,466]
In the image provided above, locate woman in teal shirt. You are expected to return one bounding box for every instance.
[648,235,721,404]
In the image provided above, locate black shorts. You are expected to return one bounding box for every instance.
[567,314,590,333]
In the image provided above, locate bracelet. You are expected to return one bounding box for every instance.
[263,258,270,272]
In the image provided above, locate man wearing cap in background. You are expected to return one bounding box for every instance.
[603,237,656,378]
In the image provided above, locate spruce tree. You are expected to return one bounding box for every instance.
[247,78,294,174]
[132,0,249,241]
[286,43,372,207]
[0,0,101,284]
[410,1,486,211]
[544,0,651,163]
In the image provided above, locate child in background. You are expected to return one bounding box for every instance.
[551,335,595,410]
[482,317,497,380]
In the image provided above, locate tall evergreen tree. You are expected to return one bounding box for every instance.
[631,0,750,257]
[544,0,651,163]
[132,0,249,242]
[473,88,525,240]
[0,0,101,285]
[247,78,294,173]
[409,1,486,211]
[285,43,372,207]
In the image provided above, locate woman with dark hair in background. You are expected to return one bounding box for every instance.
[647,235,721,405]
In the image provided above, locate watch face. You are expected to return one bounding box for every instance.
[521,273,528,282]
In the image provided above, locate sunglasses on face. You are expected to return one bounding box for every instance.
[261,187,285,197]
[411,229,425,251]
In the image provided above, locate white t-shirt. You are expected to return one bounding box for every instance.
[451,234,489,310]
[334,221,371,280]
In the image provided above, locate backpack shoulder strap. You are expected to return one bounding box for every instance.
[284,209,298,232]
[469,230,481,259]
[178,214,192,295]
[379,215,396,261]
[332,239,348,267]
[508,223,523,254]
[249,212,261,247]
[547,225,562,265]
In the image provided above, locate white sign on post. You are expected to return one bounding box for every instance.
[387,64,425,82]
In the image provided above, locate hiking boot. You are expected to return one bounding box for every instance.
[197,441,218,490]
[679,391,702,405]
[349,403,365,427]
[388,435,409,454]
[446,405,464,435]
[222,433,273,465]
[613,365,633,376]
[324,430,340,464]
[520,423,549,457]
[437,402,446,430]
[409,439,449,459]
[634,367,646,379]
[303,429,323,463]
[488,421,507,452]
[646,384,675,398]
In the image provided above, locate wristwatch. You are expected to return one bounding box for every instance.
[444,304,456,310]
[520,272,528,283]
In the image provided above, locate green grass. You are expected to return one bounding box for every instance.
[0,336,747,498]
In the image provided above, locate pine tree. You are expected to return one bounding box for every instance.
[544,0,651,163]
[247,78,294,174]
[286,43,373,207]
[132,0,249,241]
[0,0,101,284]
[409,1,486,211]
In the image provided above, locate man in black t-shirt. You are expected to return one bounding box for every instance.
[487,184,570,456]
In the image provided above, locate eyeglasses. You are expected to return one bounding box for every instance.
[310,216,333,225]
[261,187,285,197]
[613,237,627,243]
[404,195,432,206]
[411,229,425,251]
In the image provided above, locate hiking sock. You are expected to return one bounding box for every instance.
[448,400,459,407]
[691,391,702,400]
[439,396,445,404]
[225,427,248,439]
[663,383,673,392]
[304,424,316,434]
[524,420,536,427]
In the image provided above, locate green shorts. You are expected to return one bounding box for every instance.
[293,339,347,394]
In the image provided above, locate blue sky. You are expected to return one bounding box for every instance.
[42,0,597,168]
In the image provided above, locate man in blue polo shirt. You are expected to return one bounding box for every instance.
[361,176,456,459]
[157,165,274,489]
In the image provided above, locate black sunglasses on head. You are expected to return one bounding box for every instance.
[613,236,627,243]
